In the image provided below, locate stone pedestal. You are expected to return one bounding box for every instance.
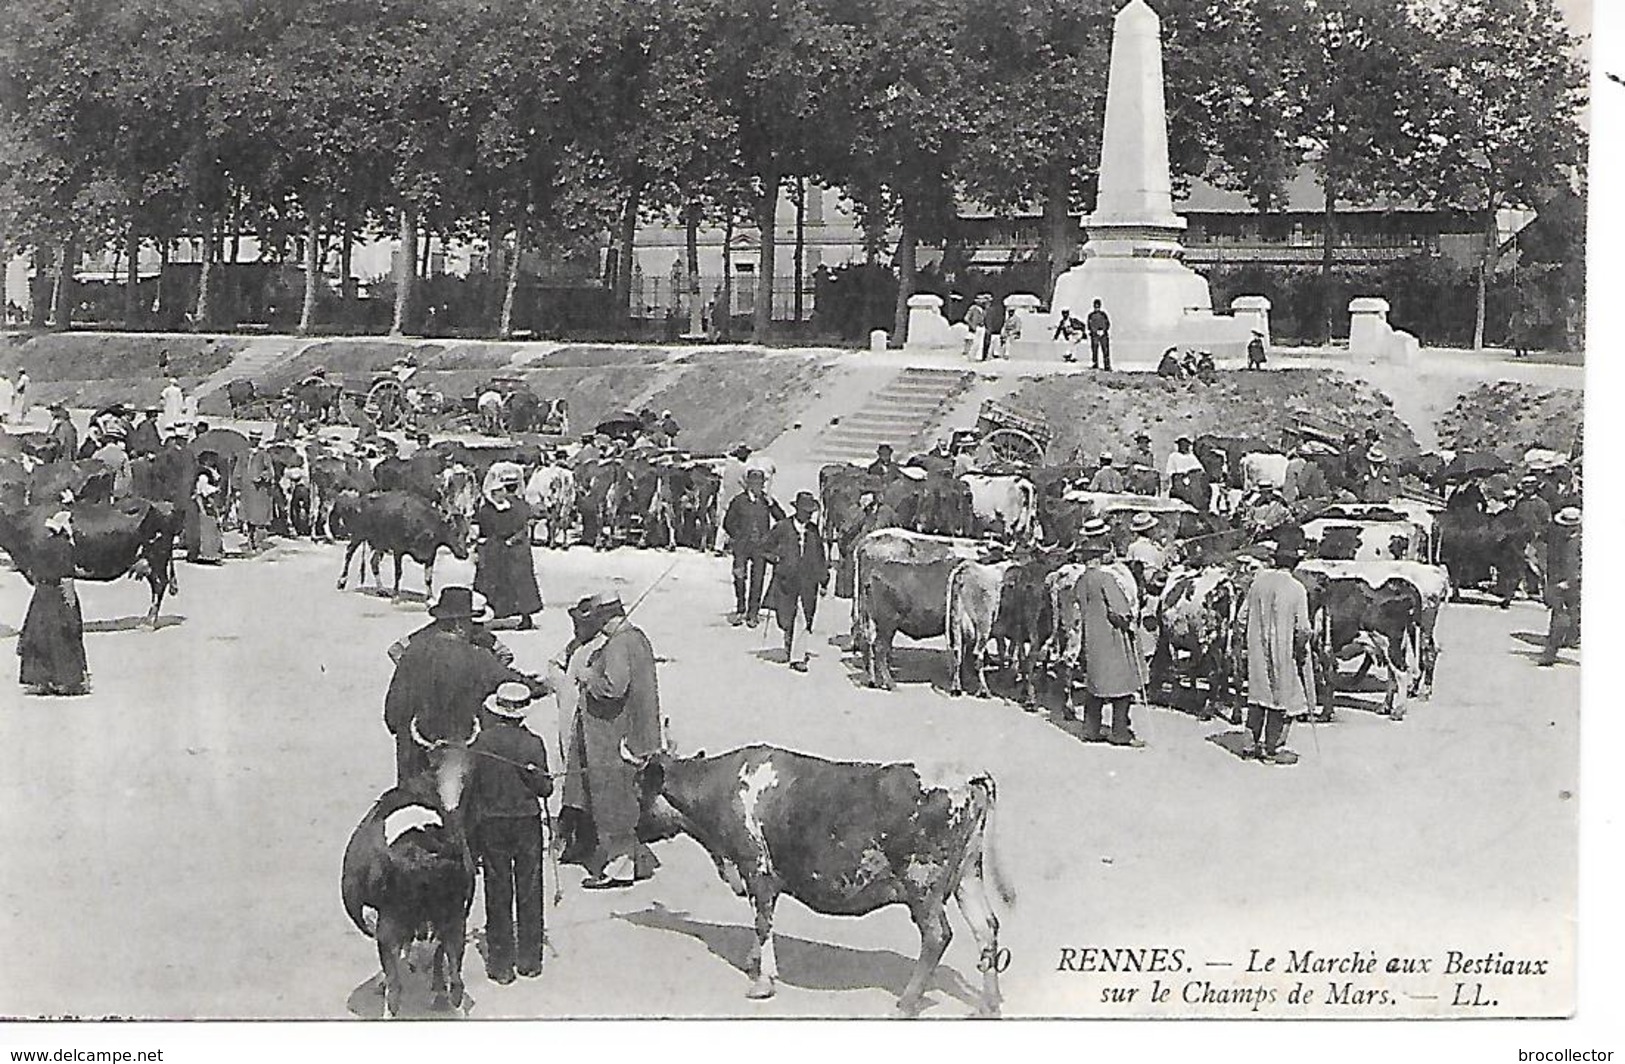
[1348,297,1420,364]
[1048,0,1211,364]
[1349,297,1392,362]
[869,329,889,353]
[904,293,958,350]
[1230,295,1272,347]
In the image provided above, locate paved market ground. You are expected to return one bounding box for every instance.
[0,532,1577,1019]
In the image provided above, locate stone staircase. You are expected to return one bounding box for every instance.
[808,366,972,464]
[192,338,315,401]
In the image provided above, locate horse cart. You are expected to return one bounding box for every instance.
[950,398,1053,469]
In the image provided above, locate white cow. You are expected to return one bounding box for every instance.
[1240,451,1290,493]
[524,464,577,549]
[961,474,1038,541]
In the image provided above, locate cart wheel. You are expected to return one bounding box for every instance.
[986,428,1043,467]
[368,379,405,430]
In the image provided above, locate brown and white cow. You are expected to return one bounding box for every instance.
[524,463,577,548]
[1294,559,1448,719]
[624,743,1015,1016]
[1151,565,1245,721]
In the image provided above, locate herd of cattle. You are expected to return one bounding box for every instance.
[817,437,1543,723]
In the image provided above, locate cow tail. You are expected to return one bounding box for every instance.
[971,773,1017,908]
[945,562,964,673]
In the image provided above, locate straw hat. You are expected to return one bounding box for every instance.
[1129,512,1159,534]
[484,681,534,720]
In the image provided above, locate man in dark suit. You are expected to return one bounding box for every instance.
[722,469,783,626]
[766,491,829,673]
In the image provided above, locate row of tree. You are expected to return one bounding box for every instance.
[0,0,1588,345]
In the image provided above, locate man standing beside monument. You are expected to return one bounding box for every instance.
[1087,299,1112,369]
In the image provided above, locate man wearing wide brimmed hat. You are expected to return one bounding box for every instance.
[1234,540,1314,761]
[383,586,540,785]
[1358,444,1397,503]
[469,680,552,984]
[1537,506,1582,667]
[766,491,829,672]
[1072,522,1147,746]
[563,590,664,888]
[1511,475,1553,600]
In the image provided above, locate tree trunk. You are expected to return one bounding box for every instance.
[793,178,806,324]
[1473,204,1496,351]
[1042,164,1072,299]
[484,213,504,326]
[419,227,432,281]
[753,173,780,342]
[391,207,417,336]
[156,240,170,321]
[685,199,703,338]
[892,214,916,344]
[339,209,355,322]
[50,239,74,329]
[614,183,641,320]
[299,209,321,335]
[1320,176,1337,342]
[28,249,48,326]
[720,209,734,342]
[499,223,524,340]
[124,224,141,323]
[195,214,216,328]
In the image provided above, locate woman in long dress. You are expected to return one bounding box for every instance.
[188,460,224,564]
[19,511,89,696]
[474,463,543,629]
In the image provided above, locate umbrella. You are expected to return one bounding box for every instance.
[1443,451,1508,480]
[594,414,643,441]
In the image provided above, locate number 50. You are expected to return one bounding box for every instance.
[978,947,1011,973]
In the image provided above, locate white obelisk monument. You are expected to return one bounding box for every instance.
[1050,0,1212,361]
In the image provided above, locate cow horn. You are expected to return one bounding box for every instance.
[619,738,638,765]
[410,717,437,750]
[465,716,481,746]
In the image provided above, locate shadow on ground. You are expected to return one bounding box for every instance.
[85,614,184,633]
[619,903,980,1015]
[344,940,476,1020]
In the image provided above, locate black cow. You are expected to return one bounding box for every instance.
[225,378,257,417]
[28,458,115,506]
[336,491,470,599]
[676,464,721,549]
[0,499,181,625]
[881,473,975,537]
[310,452,375,539]
[1435,507,1526,606]
[995,547,1075,705]
[626,743,1014,1016]
[341,771,476,1017]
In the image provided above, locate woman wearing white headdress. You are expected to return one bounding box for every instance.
[18,510,89,695]
[475,462,543,629]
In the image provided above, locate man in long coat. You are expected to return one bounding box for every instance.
[383,586,536,785]
[1076,532,1147,746]
[766,492,829,672]
[564,592,663,889]
[47,405,77,464]
[1537,506,1582,666]
[240,434,276,551]
[1234,543,1316,764]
